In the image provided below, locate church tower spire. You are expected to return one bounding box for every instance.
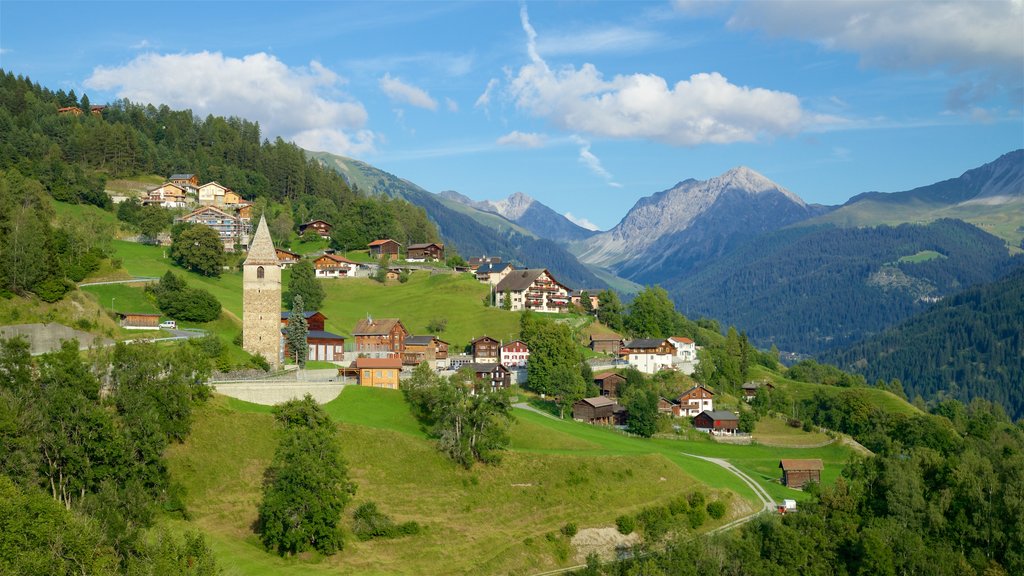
[243,215,281,368]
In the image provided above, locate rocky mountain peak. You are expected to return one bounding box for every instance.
[487,191,535,220]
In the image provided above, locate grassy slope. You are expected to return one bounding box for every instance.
[749,364,921,417]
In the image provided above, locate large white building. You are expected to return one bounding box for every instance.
[620,338,674,374]
[494,269,571,313]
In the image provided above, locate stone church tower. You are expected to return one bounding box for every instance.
[243,215,281,368]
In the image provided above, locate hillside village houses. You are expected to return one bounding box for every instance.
[475,261,513,285]
[675,385,715,417]
[500,340,530,368]
[590,333,624,354]
[175,205,250,251]
[406,242,445,262]
[494,269,572,313]
[352,317,408,358]
[298,219,332,239]
[281,311,345,363]
[313,253,362,278]
[620,338,674,374]
[594,371,626,398]
[274,248,301,269]
[471,336,501,363]
[402,335,450,370]
[143,182,189,208]
[368,238,401,259]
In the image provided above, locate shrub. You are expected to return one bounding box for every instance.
[637,506,673,542]
[687,507,706,529]
[561,522,578,538]
[668,496,689,516]
[352,501,421,541]
[616,515,635,535]
[706,500,727,520]
[687,491,705,509]
[250,353,270,372]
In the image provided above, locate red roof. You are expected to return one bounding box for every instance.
[354,357,403,369]
[670,336,695,344]
[368,239,399,247]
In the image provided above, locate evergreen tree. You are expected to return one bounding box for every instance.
[596,289,625,332]
[285,296,308,367]
[285,260,324,310]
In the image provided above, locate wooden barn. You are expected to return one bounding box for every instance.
[779,459,823,488]
[466,362,511,391]
[119,312,161,330]
[368,238,401,259]
[692,410,739,434]
[589,333,624,354]
[593,372,626,398]
[573,396,627,426]
[406,242,444,262]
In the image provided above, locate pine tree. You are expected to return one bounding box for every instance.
[285,260,324,310]
[286,295,308,367]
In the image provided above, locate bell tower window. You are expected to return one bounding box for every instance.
[257,266,264,279]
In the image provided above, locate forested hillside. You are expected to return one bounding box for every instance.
[826,266,1024,419]
[669,219,1019,354]
[0,69,438,303]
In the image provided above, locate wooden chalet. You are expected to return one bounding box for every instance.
[299,219,332,239]
[169,173,199,188]
[281,311,345,362]
[779,459,823,488]
[593,372,626,398]
[275,248,301,268]
[620,338,674,374]
[368,239,401,259]
[402,335,450,368]
[675,385,715,417]
[118,312,161,330]
[197,181,230,207]
[57,106,83,116]
[406,242,444,262]
[657,397,679,415]
[223,190,244,205]
[589,333,623,354]
[352,317,408,357]
[313,253,359,278]
[692,410,739,434]
[573,396,627,426]
[340,357,403,389]
[471,336,501,363]
[90,105,106,117]
[143,182,188,208]
[741,380,775,401]
[175,205,248,251]
[466,363,511,391]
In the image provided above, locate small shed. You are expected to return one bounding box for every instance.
[119,312,161,330]
[779,459,823,488]
[589,333,623,354]
[573,396,621,426]
[368,238,401,259]
[593,371,626,398]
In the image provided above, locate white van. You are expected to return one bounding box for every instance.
[159,320,177,330]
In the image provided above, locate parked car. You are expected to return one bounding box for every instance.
[159,320,177,329]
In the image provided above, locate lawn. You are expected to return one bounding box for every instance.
[753,416,832,447]
[749,365,920,417]
[898,250,946,263]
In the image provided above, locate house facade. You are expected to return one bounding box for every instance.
[313,253,359,278]
[175,206,250,251]
[368,239,401,259]
[197,181,230,207]
[352,317,408,357]
[675,385,715,417]
[657,397,679,415]
[500,340,529,368]
[471,336,501,363]
[571,290,601,310]
[693,410,739,434]
[668,336,697,362]
[589,333,623,354]
[351,357,403,389]
[144,182,189,208]
[281,311,345,363]
[594,372,626,398]
[573,396,627,426]
[406,242,444,262]
[467,363,511,391]
[275,248,301,268]
[779,459,824,488]
[620,338,674,374]
[494,269,571,313]
[169,173,199,188]
[402,335,450,369]
[475,262,512,285]
[467,256,501,271]
[299,220,332,239]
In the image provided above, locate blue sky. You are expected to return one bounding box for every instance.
[2,1,1022,229]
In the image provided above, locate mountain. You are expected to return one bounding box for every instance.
[574,166,829,283]
[440,190,598,243]
[824,266,1024,419]
[804,149,1024,249]
[667,218,1020,354]
[306,150,608,290]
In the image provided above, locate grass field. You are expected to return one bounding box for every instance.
[753,416,832,447]
[898,250,946,263]
[749,365,920,417]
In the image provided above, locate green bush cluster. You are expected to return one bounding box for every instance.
[351,502,421,541]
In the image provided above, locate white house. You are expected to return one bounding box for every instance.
[494,269,571,313]
[668,336,697,361]
[500,340,530,369]
[197,181,230,207]
[674,385,715,417]
[620,338,674,374]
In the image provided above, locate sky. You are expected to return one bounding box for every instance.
[1,1,1022,230]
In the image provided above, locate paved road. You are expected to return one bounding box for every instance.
[680,452,776,533]
[513,402,561,420]
[78,277,159,287]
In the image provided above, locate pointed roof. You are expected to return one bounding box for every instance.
[244,215,280,266]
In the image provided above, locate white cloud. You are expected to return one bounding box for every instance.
[379,73,438,110]
[445,97,459,113]
[507,6,820,146]
[475,78,499,109]
[84,51,374,155]
[572,137,621,187]
[536,26,665,56]
[564,212,600,231]
[131,39,152,50]
[496,131,547,148]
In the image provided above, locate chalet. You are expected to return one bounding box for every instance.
[234,202,253,220]
[779,459,824,489]
[385,267,403,281]
[573,396,627,426]
[668,336,697,362]
[118,312,161,330]
[494,269,572,313]
[741,380,775,402]
[693,410,739,434]
[175,206,249,251]
[675,385,715,417]
[57,106,83,116]
[467,256,501,271]
[352,317,408,357]
[471,336,501,363]
[223,190,244,206]
[169,173,199,188]
[590,333,624,354]
[313,253,360,278]
[594,372,626,398]
[90,105,106,117]
[589,333,623,355]
[406,242,444,262]
[342,357,403,389]
[275,248,301,269]
[368,239,401,259]
[280,311,345,362]
[197,181,230,207]
[620,338,674,374]
[475,262,513,285]
[500,340,529,368]
[299,220,332,239]
[143,182,189,208]
[571,290,601,310]
[402,335,450,369]
[466,363,511,391]
[658,397,679,415]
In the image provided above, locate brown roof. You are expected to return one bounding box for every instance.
[408,242,443,250]
[578,396,616,408]
[352,317,405,336]
[494,268,571,293]
[590,333,622,342]
[317,253,358,265]
[779,459,824,471]
[593,371,625,381]
[368,239,400,247]
[354,357,403,369]
[670,336,695,344]
[471,335,499,345]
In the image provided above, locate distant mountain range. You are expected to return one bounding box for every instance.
[439,190,597,244]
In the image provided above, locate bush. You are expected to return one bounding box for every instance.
[668,496,689,516]
[188,334,224,358]
[250,353,271,372]
[687,507,706,529]
[687,491,705,509]
[616,515,635,535]
[707,500,727,520]
[351,501,421,541]
[561,522,578,538]
[636,506,672,542]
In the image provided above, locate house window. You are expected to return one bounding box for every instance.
[257,266,264,279]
